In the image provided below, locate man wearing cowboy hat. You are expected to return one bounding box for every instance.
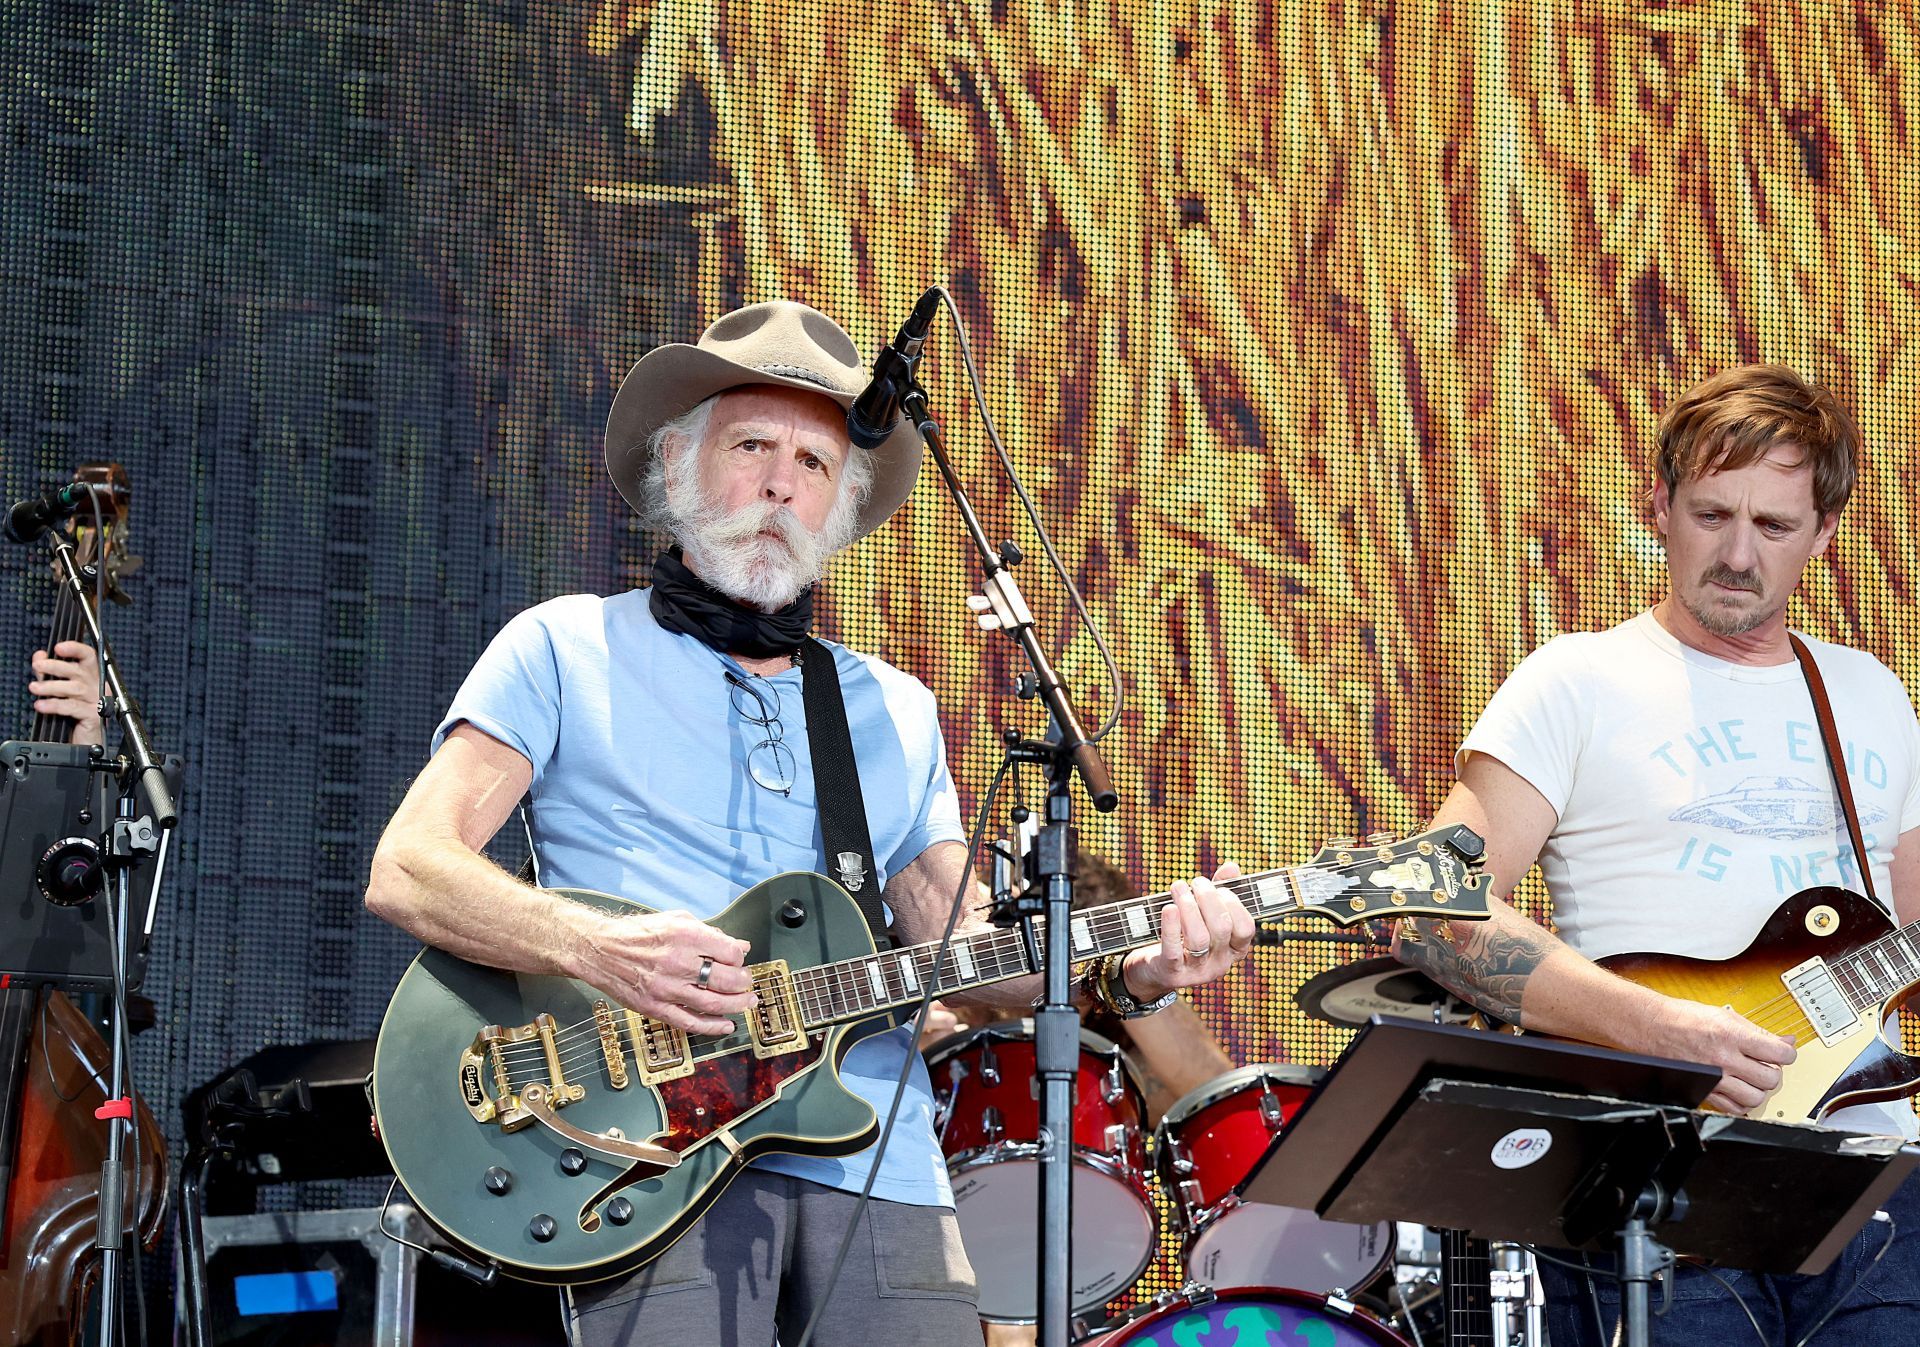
[366,300,1255,1345]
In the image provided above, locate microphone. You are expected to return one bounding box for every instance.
[846,287,942,450]
[4,482,97,544]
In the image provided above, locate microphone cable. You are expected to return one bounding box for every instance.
[926,285,1128,744]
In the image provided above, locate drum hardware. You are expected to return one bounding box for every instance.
[1486,1242,1545,1347]
[1101,1057,1127,1104]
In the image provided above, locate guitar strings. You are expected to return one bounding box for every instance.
[483,852,1467,1080]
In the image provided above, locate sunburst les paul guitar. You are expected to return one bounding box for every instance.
[370,826,1491,1283]
[1600,885,1920,1124]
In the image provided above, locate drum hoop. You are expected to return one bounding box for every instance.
[1180,1195,1396,1293]
[1090,1285,1410,1346]
[1158,1061,1326,1131]
[947,1138,1148,1187]
[922,1016,1123,1066]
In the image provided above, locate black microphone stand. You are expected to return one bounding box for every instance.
[40,524,177,1347]
[905,381,1117,1347]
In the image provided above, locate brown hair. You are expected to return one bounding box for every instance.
[1655,364,1859,519]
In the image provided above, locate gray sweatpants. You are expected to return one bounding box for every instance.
[563,1170,981,1347]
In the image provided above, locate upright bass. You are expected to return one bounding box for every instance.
[0,464,168,1346]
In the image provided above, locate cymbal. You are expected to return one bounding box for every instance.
[1294,956,1479,1027]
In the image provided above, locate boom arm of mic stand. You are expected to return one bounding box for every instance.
[906,387,1118,811]
[42,531,178,829]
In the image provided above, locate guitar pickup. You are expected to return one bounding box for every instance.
[747,960,806,1059]
[1783,957,1860,1047]
[626,1009,695,1085]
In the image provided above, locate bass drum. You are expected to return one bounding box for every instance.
[1079,1285,1412,1347]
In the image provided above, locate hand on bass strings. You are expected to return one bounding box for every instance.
[567,907,760,1037]
[1120,862,1256,1001]
[1639,995,1797,1115]
[30,639,103,746]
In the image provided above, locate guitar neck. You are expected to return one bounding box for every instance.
[1441,1227,1495,1347]
[788,864,1350,1028]
[1831,915,1920,1009]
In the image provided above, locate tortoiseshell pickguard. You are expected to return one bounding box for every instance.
[649,1037,830,1150]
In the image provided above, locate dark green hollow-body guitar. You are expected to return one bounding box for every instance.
[372,828,1490,1283]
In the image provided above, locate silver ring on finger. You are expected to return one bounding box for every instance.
[1185,944,1212,960]
[695,957,715,990]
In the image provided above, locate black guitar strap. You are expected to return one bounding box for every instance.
[799,637,891,948]
[1789,633,1879,902]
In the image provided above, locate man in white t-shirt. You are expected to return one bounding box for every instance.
[1395,364,1920,1345]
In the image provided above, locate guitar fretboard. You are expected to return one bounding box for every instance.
[788,863,1359,1028]
[1442,1228,1494,1347]
[1830,920,1920,1008]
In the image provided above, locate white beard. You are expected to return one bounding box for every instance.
[662,453,853,609]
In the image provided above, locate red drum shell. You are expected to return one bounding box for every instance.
[1155,1062,1321,1217]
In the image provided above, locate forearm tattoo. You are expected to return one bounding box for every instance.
[1394,916,1554,1028]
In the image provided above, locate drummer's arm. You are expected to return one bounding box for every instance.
[1117,1000,1233,1120]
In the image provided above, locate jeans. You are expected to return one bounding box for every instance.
[1537,1170,1920,1347]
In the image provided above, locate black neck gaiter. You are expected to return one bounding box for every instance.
[647,548,812,659]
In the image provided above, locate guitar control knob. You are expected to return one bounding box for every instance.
[484,1166,512,1195]
[779,899,808,928]
[607,1197,634,1226]
[529,1214,557,1243]
[559,1147,587,1176]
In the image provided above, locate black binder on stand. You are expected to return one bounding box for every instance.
[1243,1019,1918,1347]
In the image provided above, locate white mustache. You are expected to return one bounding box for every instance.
[707,502,806,550]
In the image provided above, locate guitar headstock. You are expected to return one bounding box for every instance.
[1294,824,1492,924]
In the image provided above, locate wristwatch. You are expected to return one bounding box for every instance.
[1094,953,1178,1019]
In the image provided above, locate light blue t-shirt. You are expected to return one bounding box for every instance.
[432,589,967,1205]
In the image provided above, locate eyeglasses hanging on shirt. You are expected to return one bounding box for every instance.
[725,670,798,796]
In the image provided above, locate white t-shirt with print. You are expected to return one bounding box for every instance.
[1462,610,1920,1137]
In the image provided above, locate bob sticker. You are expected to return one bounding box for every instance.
[1490,1128,1553,1170]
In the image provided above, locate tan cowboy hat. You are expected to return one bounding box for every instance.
[604,300,925,539]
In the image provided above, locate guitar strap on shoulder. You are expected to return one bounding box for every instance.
[799,637,892,949]
[1788,633,1878,902]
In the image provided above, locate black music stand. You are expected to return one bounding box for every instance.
[1244,1019,1919,1347]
